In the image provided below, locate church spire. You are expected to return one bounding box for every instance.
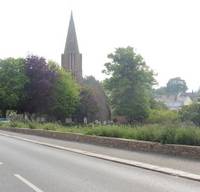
[62,12,82,83]
[64,12,79,54]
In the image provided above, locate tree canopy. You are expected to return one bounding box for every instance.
[19,55,57,115]
[83,76,111,121]
[0,56,80,121]
[73,86,98,122]
[103,46,156,122]
[166,77,188,95]
[50,67,80,121]
[0,58,28,117]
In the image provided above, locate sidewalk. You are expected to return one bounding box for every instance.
[0,129,199,175]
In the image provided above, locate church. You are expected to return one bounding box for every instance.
[61,13,111,122]
[61,13,82,83]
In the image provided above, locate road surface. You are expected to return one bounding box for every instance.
[0,134,200,192]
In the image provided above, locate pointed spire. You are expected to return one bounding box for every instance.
[64,11,79,53]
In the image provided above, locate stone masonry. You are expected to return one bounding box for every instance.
[61,12,82,83]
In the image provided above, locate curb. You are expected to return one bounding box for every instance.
[0,131,200,182]
[0,127,200,159]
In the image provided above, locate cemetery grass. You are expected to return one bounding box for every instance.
[0,121,200,146]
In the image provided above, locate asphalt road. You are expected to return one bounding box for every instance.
[0,134,200,192]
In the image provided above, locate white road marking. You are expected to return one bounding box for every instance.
[14,174,44,192]
[1,131,200,182]
[0,162,3,165]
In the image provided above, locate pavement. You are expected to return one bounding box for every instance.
[0,130,200,191]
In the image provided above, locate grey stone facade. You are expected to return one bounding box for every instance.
[61,13,82,83]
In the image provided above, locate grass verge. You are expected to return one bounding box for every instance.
[0,121,200,146]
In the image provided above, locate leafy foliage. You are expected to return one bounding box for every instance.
[103,47,156,122]
[166,77,188,95]
[2,121,200,146]
[154,77,188,96]
[179,103,200,126]
[83,76,111,121]
[153,87,167,96]
[0,58,28,117]
[147,109,178,124]
[19,55,56,115]
[0,55,80,121]
[73,87,98,122]
[150,99,167,110]
[50,68,79,121]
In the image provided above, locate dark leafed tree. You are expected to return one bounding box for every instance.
[103,46,156,122]
[83,76,111,121]
[19,55,56,115]
[73,86,98,122]
[19,57,80,121]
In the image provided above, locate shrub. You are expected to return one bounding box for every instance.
[2,120,200,146]
[42,122,63,131]
[147,109,178,124]
[179,103,200,126]
[9,121,27,128]
[175,127,200,145]
[160,127,176,144]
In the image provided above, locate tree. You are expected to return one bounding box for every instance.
[103,46,156,122]
[0,58,27,117]
[83,76,111,121]
[179,103,200,126]
[49,67,80,121]
[18,55,56,115]
[73,87,98,122]
[18,56,79,121]
[166,77,187,95]
[153,87,167,96]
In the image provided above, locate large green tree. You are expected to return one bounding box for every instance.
[166,77,188,95]
[18,57,79,121]
[0,58,27,117]
[49,67,80,121]
[103,47,156,122]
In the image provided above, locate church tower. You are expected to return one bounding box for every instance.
[61,12,82,83]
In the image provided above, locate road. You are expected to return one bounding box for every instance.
[0,134,200,192]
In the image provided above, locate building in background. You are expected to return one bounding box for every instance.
[61,13,111,122]
[155,93,193,110]
[61,12,82,83]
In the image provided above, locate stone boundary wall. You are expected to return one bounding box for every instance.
[0,127,200,159]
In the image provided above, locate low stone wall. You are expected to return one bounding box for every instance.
[0,127,200,159]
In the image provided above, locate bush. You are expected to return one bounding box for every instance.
[2,120,200,146]
[147,109,178,124]
[9,121,27,128]
[175,128,200,145]
[179,103,200,126]
[160,127,176,144]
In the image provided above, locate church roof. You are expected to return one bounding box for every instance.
[64,12,79,53]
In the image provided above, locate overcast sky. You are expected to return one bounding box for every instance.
[0,0,200,91]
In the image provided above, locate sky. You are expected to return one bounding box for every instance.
[0,0,200,91]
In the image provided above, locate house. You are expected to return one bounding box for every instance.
[155,93,193,110]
